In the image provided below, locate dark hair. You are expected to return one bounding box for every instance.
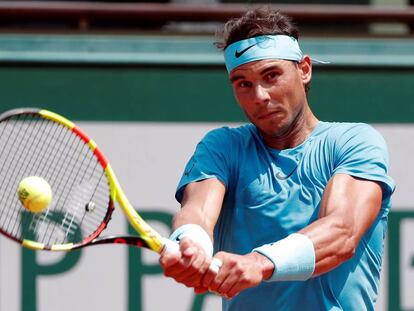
[216,8,310,93]
[216,8,299,50]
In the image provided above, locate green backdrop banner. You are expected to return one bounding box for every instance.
[0,66,413,123]
[0,34,413,123]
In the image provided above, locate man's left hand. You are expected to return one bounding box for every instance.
[199,251,274,299]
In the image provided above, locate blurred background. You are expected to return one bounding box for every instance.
[0,1,413,310]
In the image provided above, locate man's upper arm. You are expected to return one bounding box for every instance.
[300,173,383,275]
[319,173,383,237]
[174,178,226,237]
[175,127,232,204]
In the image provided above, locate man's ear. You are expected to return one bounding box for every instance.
[298,55,312,85]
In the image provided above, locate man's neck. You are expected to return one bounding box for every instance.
[262,109,319,150]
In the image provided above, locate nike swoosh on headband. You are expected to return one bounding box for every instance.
[235,43,259,58]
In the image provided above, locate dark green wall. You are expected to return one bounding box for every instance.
[0,66,413,123]
[0,35,413,122]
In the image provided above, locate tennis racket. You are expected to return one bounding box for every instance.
[0,107,179,254]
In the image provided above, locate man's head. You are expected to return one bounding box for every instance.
[217,8,316,144]
[217,8,310,93]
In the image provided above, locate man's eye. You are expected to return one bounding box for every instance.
[238,81,251,88]
[265,72,278,80]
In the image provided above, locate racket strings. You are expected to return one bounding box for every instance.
[40,125,95,245]
[18,117,80,242]
[0,115,48,233]
[45,143,103,245]
[16,117,68,239]
[0,117,28,227]
[76,171,107,232]
[0,115,65,240]
[0,113,111,247]
[0,116,33,221]
[36,121,109,246]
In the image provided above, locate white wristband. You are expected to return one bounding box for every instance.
[252,233,315,282]
[169,224,213,257]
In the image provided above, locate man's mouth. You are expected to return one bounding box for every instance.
[257,110,283,120]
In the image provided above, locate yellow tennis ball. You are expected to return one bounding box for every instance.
[17,176,52,213]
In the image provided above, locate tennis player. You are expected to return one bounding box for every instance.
[159,8,395,310]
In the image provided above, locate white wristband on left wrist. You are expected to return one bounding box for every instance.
[169,224,213,257]
[252,233,315,282]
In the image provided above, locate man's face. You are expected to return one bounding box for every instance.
[229,57,311,138]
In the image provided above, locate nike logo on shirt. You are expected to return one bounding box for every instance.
[275,165,299,180]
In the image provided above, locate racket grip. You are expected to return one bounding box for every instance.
[161,237,180,254]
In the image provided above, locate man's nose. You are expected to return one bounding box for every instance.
[254,84,271,105]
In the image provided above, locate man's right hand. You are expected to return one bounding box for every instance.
[159,237,212,289]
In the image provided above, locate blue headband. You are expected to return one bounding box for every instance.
[224,35,304,73]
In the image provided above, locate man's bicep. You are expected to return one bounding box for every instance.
[300,174,383,275]
[319,173,383,236]
[174,178,226,236]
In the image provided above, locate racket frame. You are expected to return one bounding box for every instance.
[0,108,165,253]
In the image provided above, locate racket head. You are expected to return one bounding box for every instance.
[0,108,115,251]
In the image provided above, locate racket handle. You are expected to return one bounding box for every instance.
[161,237,180,254]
